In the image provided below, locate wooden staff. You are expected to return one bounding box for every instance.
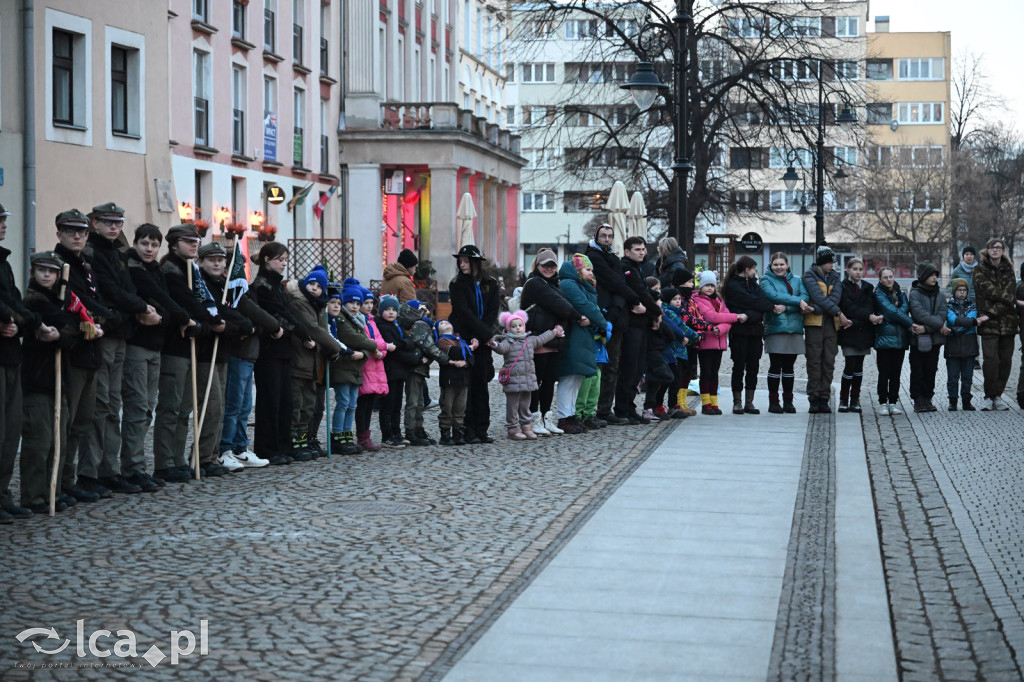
[325,364,331,457]
[196,235,237,438]
[186,259,201,480]
[49,263,71,516]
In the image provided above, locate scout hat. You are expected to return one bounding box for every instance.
[30,251,65,270]
[55,209,90,230]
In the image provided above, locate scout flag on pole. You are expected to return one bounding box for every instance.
[226,242,249,308]
[312,185,339,220]
[287,182,315,212]
[192,263,220,317]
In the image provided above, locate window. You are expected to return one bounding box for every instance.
[770,190,804,212]
[504,63,515,82]
[730,148,764,169]
[192,0,208,23]
[319,5,329,75]
[522,192,554,212]
[522,19,554,39]
[824,191,858,212]
[264,0,276,52]
[612,19,638,37]
[320,99,329,174]
[898,58,945,81]
[292,0,303,64]
[293,88,305,166]
[773,16,820,38]
[52,29,75,125]
[522,106,552,125]
[833,146,858,166]
[521,63,555,83]
[727,16,765,38]
[898,145,944,167]
[771,59,820,82]
[193,50,211,146]
[866,59,893,81]
[896,102,944,125]
[651,147,674,168]
[232,65,246,155]
[866,103,892,125]
[897,190,943,212]
[563,191,608,212]
[111,46,128,134]
[522,148,555,169]
[232,0,246,39]
[834,16,858,37]
[565,19,600,39]
[732,190,764,211]
[769,148,812,169]
[868,146,894,167]
[506,106,515,126]
[263,75,277,161]
[833,60,858,80]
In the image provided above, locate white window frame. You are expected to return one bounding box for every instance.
[263,73,278,160]
[896,102,944,125]
[772,59,820,82]
[521,63,555,83]
[522,192,554,212]
[192,46,212,147]
[834,16,859,37]
[105,26,145,154]
[834,60,858,81]
[773,16,821,38]
[565,19,600,40]
[45,9,92,146]
[727,16,764,38]
[769,148,812,169]
[231,62,247,156]
[833,146,858,166]
[770,190,803,212]
[293,86,305,167]
[898,58,945,81]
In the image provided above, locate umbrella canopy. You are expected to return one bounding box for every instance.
[456,192,477,250]
[627,191,648,240]
[604,181,630,256]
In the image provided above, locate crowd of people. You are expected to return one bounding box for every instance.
[0,204,1021,523]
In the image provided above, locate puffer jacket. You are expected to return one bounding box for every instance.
[722,273,773,338]
[379,262,417,303]
[973,249,1018,336]
[692,292,737,351]
[250,266,309,360]
[945,295,979,358]
[557,261,608,378]
[286,280,342,381]
[661,303,699,361]
[838,279,876,351]
[760,269,808,336]
[377,316,421,381]
[520,268,580,351]
[358,314,389,396]
[492,329,558,393]
[874,284,912,350]
[327,307,379,386]
[802,265,842,329]
[909,280,949,348]
[657,247,689,288]
[398,303,449,377]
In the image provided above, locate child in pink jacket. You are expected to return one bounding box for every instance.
[692,271,747,414]
[356,288,393,451]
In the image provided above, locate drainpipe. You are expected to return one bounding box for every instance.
[22,0,36,269]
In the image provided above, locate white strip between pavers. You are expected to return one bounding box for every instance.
[443,390,808,682]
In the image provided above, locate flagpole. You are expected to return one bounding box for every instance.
[187,259,202,481]
[49,263,71,516]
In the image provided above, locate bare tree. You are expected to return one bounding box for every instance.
[949,51,1003,152]
[506,0,865,257]
[958,125,1024,259]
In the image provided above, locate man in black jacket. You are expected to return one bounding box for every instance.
[614,237,659,422]
[585,224,639,424]
[0,204,58,522]
[448,245,499,443]
[79,202,162,495]
[121,224,191,490]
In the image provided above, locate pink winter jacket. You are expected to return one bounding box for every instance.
[359,314,390,396]
[693,293,739,351]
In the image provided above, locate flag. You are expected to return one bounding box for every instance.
[192,263,220,317]
[226,242,249,308]
[312,185,339,220]
[287,182,315,212]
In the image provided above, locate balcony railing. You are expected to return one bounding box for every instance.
[378,102,521,154]
[194,96,209,146]
[232,108,245,154]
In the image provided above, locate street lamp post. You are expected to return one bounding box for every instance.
[621,0,696,265]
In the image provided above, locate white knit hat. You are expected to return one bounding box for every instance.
[699,270,718,288]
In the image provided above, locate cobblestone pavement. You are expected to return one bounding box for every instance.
[0,367,673,680]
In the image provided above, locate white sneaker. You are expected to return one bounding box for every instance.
[877,404,890,415]
[543,411,564,434]
[888,403,902,415]
[532,412,551,436]
[231,450,269,468]
[981,398,995,411]
[993,396,1010,411]
[217,452,245,472]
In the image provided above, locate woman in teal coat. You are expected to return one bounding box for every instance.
[759,253,811,413]
[556,255,608,431]
[873,266,913,414]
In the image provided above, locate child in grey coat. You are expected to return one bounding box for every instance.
[489,311,562,440]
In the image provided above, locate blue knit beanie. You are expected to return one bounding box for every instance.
[379,294,400,313]
[407,299,421,311]
[302,265,329,293]
[341,281,364,305]
[361,287,375,302]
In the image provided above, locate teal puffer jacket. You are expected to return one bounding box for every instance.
[873,284,912,350]
[760,270,809,335]
[557,262,608,378]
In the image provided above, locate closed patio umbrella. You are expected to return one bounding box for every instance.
[604,181,630,255]
[456,192,477,250]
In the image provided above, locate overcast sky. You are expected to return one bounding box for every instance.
[868,0,1024,132]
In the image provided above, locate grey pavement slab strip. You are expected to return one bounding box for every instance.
[443,390,809,682]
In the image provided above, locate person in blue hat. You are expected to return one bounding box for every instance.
[323,279,378,454]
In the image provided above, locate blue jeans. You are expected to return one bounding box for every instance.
[332,384,359,433]
[946,356,975,402]
[220,356,254,454]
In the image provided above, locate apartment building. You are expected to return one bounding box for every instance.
[169,0,343,257]
[339,0,523,287]
[0,1,174,283]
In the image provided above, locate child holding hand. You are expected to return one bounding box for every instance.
[435,319,477,445]
[489,311,564,440]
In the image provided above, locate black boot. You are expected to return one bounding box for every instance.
[838,377,851,412]
[329,432,345,456]
[439,428,454,446]
[782,393,797,414]
[732,391,744,415]
[416,427,437,446]
[768,393,783,414]
[743,389,760,414]
[962,396,976,411]
[949,398,958,411]
[453,427,466,445]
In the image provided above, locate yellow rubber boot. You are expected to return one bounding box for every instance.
[710,395,721,414]
[701,393,712,414]
[678,388,696,416]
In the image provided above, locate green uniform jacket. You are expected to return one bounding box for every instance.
[327,308,378,386]
[286,280,342,381]
[973,249,1018,337]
